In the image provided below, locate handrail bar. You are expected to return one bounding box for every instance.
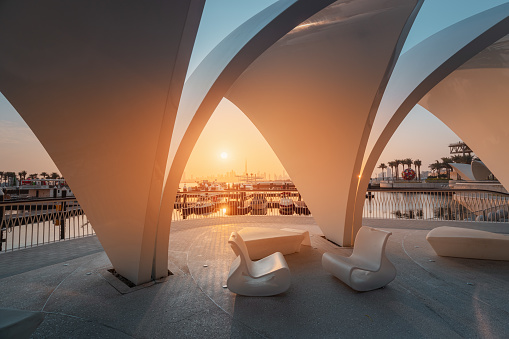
[0,196,80,207]
[367,188,509,196]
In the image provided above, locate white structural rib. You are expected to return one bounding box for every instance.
[225,0,419,245]
[157,0,338,253]
[0,0,204,284]
[355,4,509,239]
[420,34,509,189]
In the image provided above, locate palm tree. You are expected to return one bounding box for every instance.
[428,162,435,176]
[377,163,387,180]
[413,159,422,181]
[403,158,413,169]
[40,172,49,179]
[429,161,441,177]
[394,159,402,180]
[441,157,453,180]
[28,173,38,179]
[18,170,27,183]
[50,172,60,180]
[451,154,473,164]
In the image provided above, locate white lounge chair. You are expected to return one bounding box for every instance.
[322,226,396,291]
[227,232,291,296]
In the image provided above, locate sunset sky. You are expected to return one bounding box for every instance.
[0,0,505,178]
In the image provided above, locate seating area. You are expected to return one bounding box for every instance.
[227,226,395,296]
[426,226,509,260]
[322,226,396,291]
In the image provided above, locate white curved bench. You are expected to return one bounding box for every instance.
[322,227,396,291]
[227,232,291,296]
[426,226,509,260]
[237,227,310,260]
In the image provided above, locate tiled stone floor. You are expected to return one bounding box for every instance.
[1,216,509,338]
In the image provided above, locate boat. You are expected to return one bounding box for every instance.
[293,201,310,215]
[193,196,216,215]
[180,202,196,219]
[211,194,228,209]
[250,193,268,215]
[279,193,294,215]
[210,183,224,191]
[226,192,251,215]
[226,200,251,215]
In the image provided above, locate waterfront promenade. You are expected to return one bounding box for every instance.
[1,216,509,338]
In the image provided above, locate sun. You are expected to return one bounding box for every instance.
[220,152,228,159]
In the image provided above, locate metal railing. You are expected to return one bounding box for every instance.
[172,190,309,221]
[172,188,509,223]
[3,188,506,252]
[362,189,509,222]
[0,197,94,252]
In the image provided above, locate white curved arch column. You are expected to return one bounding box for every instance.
[225,0,420,245]
[155,0,337,271]
[419,35,509,189]
[354,4,509,240]
[0,1,204,284]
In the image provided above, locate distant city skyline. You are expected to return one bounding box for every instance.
[181,169,291,184]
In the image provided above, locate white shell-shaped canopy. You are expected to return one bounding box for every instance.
[0,0,205,284]
[225,0,420,245]
[354,4,509,237]
[2,0,508,285]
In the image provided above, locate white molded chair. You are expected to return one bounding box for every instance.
[227,232,291,296]
[322,226,396,291]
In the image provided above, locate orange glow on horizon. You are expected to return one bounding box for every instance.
[183,99,289,181]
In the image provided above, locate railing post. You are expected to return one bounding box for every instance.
[60,200,66,240]
[182,194,187,220]
[0,189,4,251]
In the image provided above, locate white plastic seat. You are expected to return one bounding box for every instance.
[322,226,396,291]
[227,232,291,296]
